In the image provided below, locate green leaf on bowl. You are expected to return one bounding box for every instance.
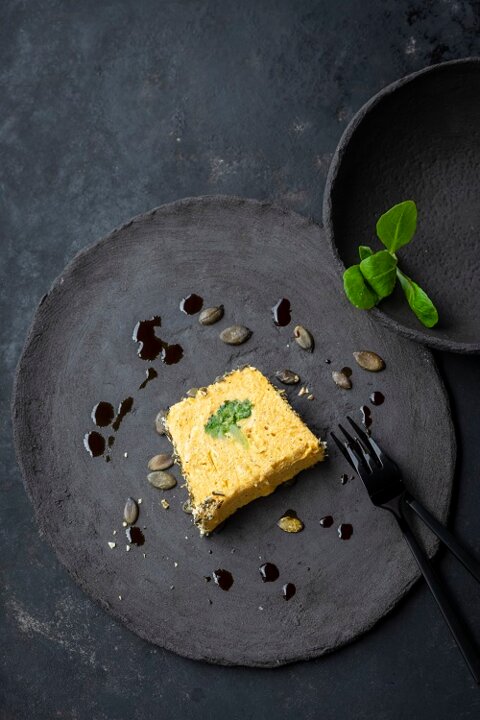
[343,265,378,309]
[397,269,439,328]
[376,200,417,253]
[358,245,373,260]
[359,250,397,299]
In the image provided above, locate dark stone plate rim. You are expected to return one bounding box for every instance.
[11,196,456,666]
[323,56,480,354]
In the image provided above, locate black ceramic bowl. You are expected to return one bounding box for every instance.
[323,58,480,353]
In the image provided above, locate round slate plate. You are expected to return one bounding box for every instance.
[12,197,455,667]
[324,57,480,353]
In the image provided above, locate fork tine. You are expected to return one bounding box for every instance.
[330,432,356,471]
[346,416,382,465]
[337,424,369,474]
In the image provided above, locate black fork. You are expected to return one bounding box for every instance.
[331,416,480,683]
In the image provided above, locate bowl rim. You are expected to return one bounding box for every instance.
[322,56,480,354]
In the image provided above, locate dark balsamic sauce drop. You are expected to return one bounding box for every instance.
[91,401,114,427]
[338,523,353,540]
[83,431,105,457]
[133,317,184,364]
[112,397,134,431]
[360,405,372,429]
[108,435,115,447]
[126,526,145,546]
[212,569,234,591]
[139,367,158,389]
[320,515,334,528]
[370,391,385,406]
[180,293,203,315]
[272,298,291,327]
[282,582,296,601]
[132,316,163,360]
[161,343,183,365]
[340,473,349,485]
[259,562,280,582]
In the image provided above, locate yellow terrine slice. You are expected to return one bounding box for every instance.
[164,366,325,534]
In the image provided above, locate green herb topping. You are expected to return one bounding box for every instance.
[205,399,253,446]
[343,200,438,328]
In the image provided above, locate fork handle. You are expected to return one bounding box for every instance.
[394,512,480,684]
[404,495,480,584]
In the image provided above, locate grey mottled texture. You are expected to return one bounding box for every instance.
[2,0,480,718]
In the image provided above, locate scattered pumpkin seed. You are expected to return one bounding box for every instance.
[332,371,352,389]
[353,351,385,372]
[182,500,193,514]
[277,512,304,533]
[199,305,224,326]
[155,409,167,435]
[108,541,116,549]
[147,470,177,490]
[148,453,174,471]
[275,369,300,385]
[307,394,314,400]
[161,499,170,510]
[186,387,198,398]
[123,497,139,525]
[293,325,314,352]
[219,325,252,345]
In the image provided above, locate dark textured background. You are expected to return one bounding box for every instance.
[2,0,480,717]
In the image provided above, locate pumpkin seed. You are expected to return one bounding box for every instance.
[124,497,139,525]
[155,409,167,435]
[148,453,174,471]
[147,471,177,490]
[293,325,314,352]
[199,305,224,326]
[277,512,304,533]
[332,370,352,389]
[219,325,252,345]
[353,351,385,372]
[161,499,170,509]
[182,500,193,514]
[275,369,300,385]
[186,387,198,398]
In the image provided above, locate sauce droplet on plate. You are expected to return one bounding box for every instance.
[139,367,158,389]
[83,431,105,457]
[272,298,291,326]
[212,569,234,591]
[360,405,372,429]
[320,515,334,528]
[161,343,183,365]
[370,391,385,406]
[91,401,114,427]
[112,397,134,432]
[132,316,163,360]
[338,523,353,540]
[259,562,280,582]
[282,582,296,600]
[126,526,145,546]
[180,293,203,315]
